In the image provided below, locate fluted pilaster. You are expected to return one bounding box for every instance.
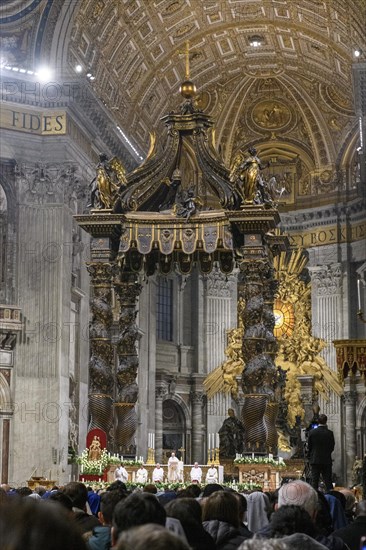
[155,386,168,463]
[191,391,204,463]
[343,387,357,486]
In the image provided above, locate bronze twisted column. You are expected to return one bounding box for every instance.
[237,258,278,454]
[86,262,114,437]
[113,272,142,455]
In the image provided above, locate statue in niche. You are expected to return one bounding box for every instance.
[218,408,245,458]
[88,435,102,461]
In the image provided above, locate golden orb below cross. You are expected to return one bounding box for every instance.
[180,79,197,98]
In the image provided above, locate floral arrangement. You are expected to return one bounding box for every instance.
[76,449,144,474]
[76,448,109,475]
[79,480,262,492]
[234,455,286,468]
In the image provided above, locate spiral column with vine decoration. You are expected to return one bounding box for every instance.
[238,259,278,453]
[86,262,114,436]
[113,272,142,455]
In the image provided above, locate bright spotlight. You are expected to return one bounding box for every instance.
[354,49,361,58]
[37,66,53,81]
[75,64,83,73]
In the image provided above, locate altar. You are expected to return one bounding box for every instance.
[236,459,304,490]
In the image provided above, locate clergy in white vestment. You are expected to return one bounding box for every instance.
[152,463,164,483]
[205,466,218,483]
[115,463,128,483]
[167,452,180,482]
[135,465,148,484]
[190,462,202,483]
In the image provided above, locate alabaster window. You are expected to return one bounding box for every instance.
[156,277,173,341]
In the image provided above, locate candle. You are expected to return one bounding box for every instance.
[152,434,155,449]
[81,464,83,474]
[208,433,211,450]
[357,278,362,311]
[252,452,254,459]
[216,433,219,448]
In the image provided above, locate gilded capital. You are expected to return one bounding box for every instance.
[86,262,114,285]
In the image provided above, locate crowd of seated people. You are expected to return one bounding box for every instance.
[0,479,365,550]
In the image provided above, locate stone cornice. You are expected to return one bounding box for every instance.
[279,198,366,248]
[280,197,366,230]
[0,74,139,170]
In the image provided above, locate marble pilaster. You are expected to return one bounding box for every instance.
[204,268,235,436]
[155,386,168,463]
[309,261,343,477]
[191,390,204,463]
[343,384,357,486]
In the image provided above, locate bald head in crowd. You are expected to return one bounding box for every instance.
[278,480,319,518]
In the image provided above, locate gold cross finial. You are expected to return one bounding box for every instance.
[177,41,191,79]
[185,40,190,79]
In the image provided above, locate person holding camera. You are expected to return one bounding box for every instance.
[307,413,335,492]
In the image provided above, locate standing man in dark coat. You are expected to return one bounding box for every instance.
[307,413,335,492]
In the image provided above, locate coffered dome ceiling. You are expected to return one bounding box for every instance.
[2,0,365,210]
[66,0,365,210]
